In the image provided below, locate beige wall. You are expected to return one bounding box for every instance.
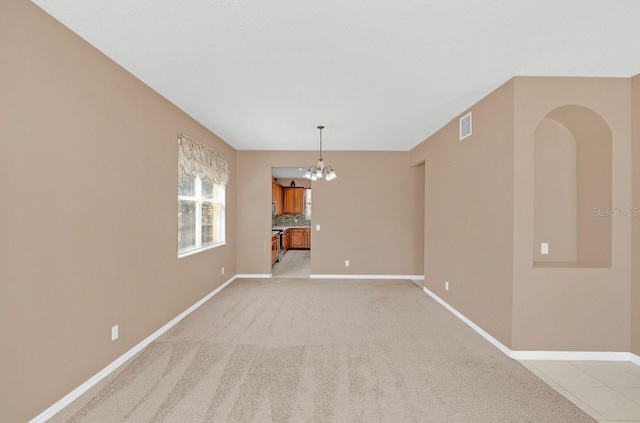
[512,77,631,351]
[544,106,613,267]
[410,80,516,348]
[534,118,578,263]
[632,75,640,355]
[274,178,311,189]
[0,2,237,421]
[411,77,634,352]
[533,105,615,267]
[237,151,424,276]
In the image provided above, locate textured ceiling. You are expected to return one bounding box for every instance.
[272,167,307,179]
[32,0,640,151]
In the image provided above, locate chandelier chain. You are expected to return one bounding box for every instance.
[304,125,336,181]
[317,125,324,160]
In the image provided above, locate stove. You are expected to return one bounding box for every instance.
[272,229,284,262]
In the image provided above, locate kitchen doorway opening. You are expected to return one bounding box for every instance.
[271,167,312,278]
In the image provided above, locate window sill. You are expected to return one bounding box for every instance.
[178,242,226,259]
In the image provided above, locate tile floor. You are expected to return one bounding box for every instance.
[520,359,640,422]
[271,249,310,278]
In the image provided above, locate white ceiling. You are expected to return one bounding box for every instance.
[32,0,640,151]
[272,167,307,179]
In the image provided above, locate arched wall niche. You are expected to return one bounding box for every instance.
[533,105,612,268]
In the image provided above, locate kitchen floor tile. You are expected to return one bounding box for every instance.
[616,362,640,379]
[565,386,640,420]
[272,250,310,278]
[570,361,640,387]
[552,387,606,421]
[612,387,640,406]
[528,360,604,387]
[519,360,560,386]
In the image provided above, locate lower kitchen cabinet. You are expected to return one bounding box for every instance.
[303,228,311,248]
[283,229,290,251]
[271,235,278,264]
[290,229,304,249]
[290,228,311,250]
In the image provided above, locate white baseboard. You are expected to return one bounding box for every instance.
[236,274,271,278]
[29,275,238,423]
[421,285,639,364]
[310,274,425,280]
[421,286,512,357]
[511,351,631,361]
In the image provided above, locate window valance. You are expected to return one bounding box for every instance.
[178,134,229,185]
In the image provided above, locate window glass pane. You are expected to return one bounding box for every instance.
[202,178,214,200]
[178,173,196,196]
[201,202,214,244]
[178,200,196,250]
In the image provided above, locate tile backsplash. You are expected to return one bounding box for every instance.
[272,214,311,227]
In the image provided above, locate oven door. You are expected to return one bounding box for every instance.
[277,232,284,261]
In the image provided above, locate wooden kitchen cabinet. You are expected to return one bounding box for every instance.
[283,229,290,251]
[272,182,283,215]
[283,187,305,215]
[290,228,305,249]
[271,235,278,264]
[304,228,311,248]
[290,227,311,250]
[290,229,304,248]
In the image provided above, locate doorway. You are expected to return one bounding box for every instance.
[271,167,312,278]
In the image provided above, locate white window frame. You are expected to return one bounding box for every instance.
[178,176,226,258]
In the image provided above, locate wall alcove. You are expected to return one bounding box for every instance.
[533,105,612,268]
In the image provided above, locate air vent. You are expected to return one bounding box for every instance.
[460,112,472,140]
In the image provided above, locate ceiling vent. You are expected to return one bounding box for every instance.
[459,112,472,140]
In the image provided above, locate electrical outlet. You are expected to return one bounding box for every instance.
[541,243,549,255]
[345,260,350,267]
[316,224,321,231]
[111,325,119,341]
[221,267,225,275]
[445,281,449,291]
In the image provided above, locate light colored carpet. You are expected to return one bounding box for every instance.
[50,279,596,422]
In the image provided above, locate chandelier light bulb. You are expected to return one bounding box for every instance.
[303,125,337,182]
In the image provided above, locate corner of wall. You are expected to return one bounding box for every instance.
[631,74,640,355]
[419,80,516,349]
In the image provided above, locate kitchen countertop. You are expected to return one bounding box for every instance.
[272,226,311,230]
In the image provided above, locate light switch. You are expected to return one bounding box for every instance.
[316,224,321,231]
[541,243,549,255]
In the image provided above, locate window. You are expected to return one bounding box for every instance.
[178,174,225,255]
[177,134,229,258]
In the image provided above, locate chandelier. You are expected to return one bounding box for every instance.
[304,125,337,181]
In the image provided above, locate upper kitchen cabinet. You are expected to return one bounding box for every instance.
[272,181,283,215]
[284,187,305,215]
